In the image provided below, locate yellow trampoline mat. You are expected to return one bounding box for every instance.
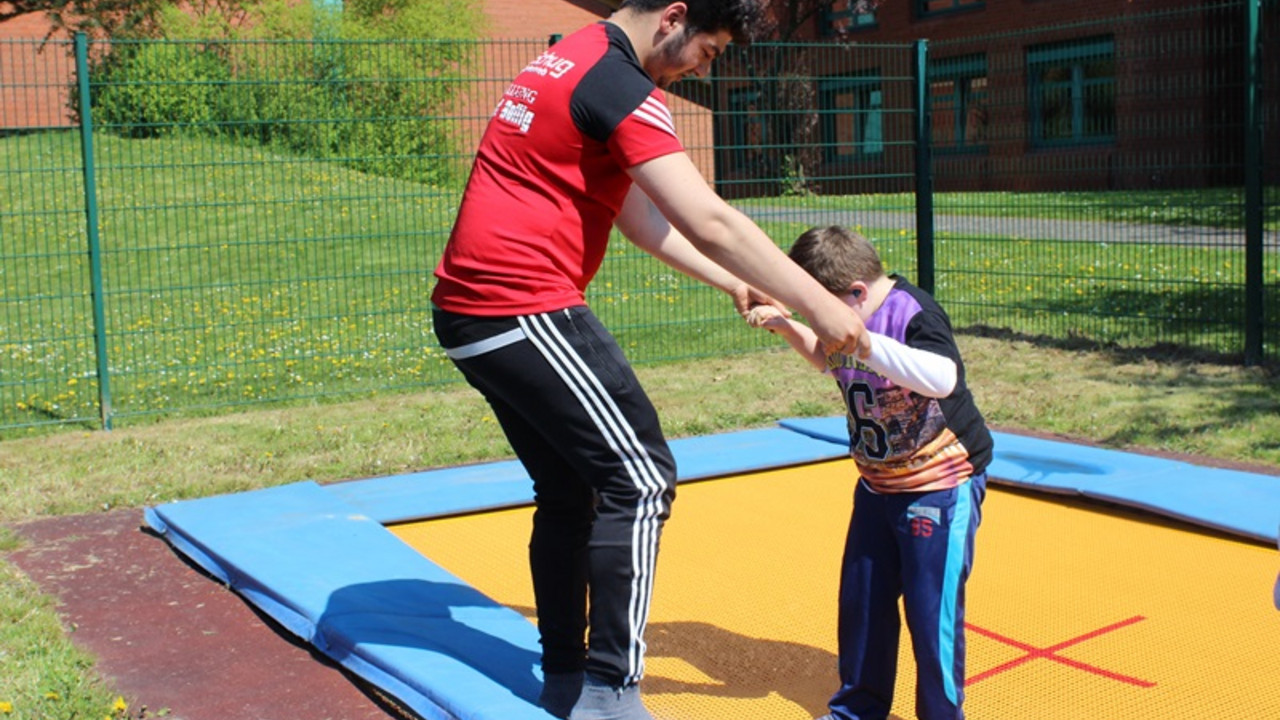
[392,459,1280,719]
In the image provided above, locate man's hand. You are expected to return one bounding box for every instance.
[809,295,871,359]
[729,282,790,319]
[825,328,872,360]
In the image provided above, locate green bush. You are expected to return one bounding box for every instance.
[78,1,480,185]
[205,43,462,186]
[88,41,232,138]
[204,0,476,186]
[215,42,348,157]
[330,41,469,185]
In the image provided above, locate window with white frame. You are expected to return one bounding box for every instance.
[929,54,988,151]
[819,74,884,162]
[1027,36,1116,146]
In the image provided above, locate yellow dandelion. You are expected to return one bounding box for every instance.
[0,701,13,714]
[112,697,127,713]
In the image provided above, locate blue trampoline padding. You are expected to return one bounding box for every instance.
[777,416,1280,544]
[145,482,556,720]
[144,426,847,719]
[325,458,534,525]
[327,427,848,524]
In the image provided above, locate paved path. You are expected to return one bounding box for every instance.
[740,207,1280,247]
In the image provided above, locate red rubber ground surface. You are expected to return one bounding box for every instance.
[7,509,407,720]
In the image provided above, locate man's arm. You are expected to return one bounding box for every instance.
[626,152,869,358]
[614,185,782,316]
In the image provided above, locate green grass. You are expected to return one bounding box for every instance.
[3,33,1278,715]
[0,555,129,720]
[3,132,1277,435]
[1,132,463,430]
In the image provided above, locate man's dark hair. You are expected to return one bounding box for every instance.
[619,0,766,45]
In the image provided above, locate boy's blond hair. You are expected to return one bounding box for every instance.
[788,225,884,295]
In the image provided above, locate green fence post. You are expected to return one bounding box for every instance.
[1243,0,1264,365]
[913,39,935,294]
[75,32,113,429]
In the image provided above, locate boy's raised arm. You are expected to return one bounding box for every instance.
[747,305,829,372]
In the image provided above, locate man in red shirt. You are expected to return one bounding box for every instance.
[432,2,869,718]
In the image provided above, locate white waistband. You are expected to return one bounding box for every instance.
[443,327,527,359]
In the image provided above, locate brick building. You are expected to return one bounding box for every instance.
[711,0,1276,193]
[479,0,1273,196]
[0,6,75,130]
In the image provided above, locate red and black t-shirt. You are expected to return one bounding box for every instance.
[432,22,685,316]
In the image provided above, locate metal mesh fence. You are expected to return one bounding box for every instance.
[928,1,1278,357]
[77,38,529,427]
[594,40,923,366]
[0,39,99,430]
[3,37,511,430]
[0,0,1274,433]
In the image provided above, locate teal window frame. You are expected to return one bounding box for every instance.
[822,0,878,36]
[818,74,884,162]
[929,53,988,153]
[727,87,769,174]
[1027,36,1116,147]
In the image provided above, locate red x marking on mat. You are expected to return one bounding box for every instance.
[965,615,1156,688]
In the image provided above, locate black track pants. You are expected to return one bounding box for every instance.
[433,305,677,687]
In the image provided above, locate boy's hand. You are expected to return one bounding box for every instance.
[745,304,786,330]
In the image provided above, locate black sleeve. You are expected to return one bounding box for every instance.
[570,35,655,143]
[903,304,962,367]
